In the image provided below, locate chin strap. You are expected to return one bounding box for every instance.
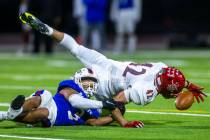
[185,81,207,103]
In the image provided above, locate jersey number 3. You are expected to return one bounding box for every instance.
[123,63,153,77]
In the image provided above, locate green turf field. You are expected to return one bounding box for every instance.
[0,50,209,140]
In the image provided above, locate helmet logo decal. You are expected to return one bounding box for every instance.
[87,68,93,74]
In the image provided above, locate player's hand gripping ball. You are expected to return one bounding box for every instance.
[175,91,194,110]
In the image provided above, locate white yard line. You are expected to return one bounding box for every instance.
[161,60,189,67]
[1,106,210,118]
[0,73,68,80]
[0,134,66,140]
[135,50,210,58]
[127,110,210,117]
[0,103,9,106]
[0,85,55,90]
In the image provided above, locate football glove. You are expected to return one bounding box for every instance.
[102,99,117,110]
[115,101,126,115]
[185,81,207,103]
[124,120,144,128]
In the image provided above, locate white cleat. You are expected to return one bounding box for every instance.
[0,111,8,122]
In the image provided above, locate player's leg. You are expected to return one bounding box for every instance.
[15,108,49,124]
[7,89,53,121]
[11,90,56,126]
[19,12,62,41]
[0,111,8,122]
[23,96,41,112]
[19,12,112,69]
[2,97,48,125]
[7,95,41,120]
[7,95,25,120]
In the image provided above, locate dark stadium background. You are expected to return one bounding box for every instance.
[1,0,210,47]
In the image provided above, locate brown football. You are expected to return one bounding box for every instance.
[175,91,194,110]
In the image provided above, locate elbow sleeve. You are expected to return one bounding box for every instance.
[68,94,103,109]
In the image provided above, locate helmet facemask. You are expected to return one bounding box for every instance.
[74,68,99,98]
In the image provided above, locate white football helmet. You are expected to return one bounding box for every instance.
[74,68,99,98]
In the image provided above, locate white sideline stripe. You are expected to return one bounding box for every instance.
[0,134,66,140]
[0,73,69,80]
[0,103,9,106]
[1,106,210,118]
[0,85,55,90]
[162,60,188,67]
[127,110,210,117]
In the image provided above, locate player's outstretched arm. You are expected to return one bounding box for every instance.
[19,12,111,68]
[85,116,113,126]
[60,88,117,110]
[185,81,207,103]
[111,108,144,128]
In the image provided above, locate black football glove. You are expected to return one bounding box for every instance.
[102,99,117,110]
[115,101,126,115]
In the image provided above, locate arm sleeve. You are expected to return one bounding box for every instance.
[60,33,111,69]
[68,94,103,109]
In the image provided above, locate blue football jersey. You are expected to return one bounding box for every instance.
[53,80,100,126]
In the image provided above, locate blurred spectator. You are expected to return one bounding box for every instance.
[18,0,31,55]
[83,0,108,51]
[28,0,62,55]
[73,0,86,44]
[111,0,142,54]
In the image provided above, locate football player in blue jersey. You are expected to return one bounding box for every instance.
[0,79,142,128]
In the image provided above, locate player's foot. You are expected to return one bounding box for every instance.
[19,12,51,35]
[11,95,25,110]
[0,112,8,122]
[7,95,25,120]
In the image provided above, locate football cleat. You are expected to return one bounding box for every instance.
[0,112,8,122]
[11,95,25,110]
[7,95,25,120]
[19,12,49,35]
